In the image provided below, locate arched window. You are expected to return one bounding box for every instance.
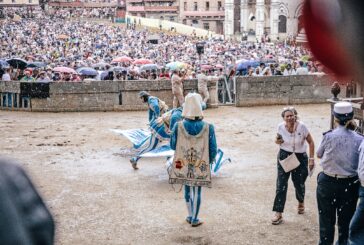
[278,15,287,33]
[298,15,304,33]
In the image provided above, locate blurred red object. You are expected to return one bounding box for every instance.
[303,0,353,78]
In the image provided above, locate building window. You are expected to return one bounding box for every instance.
[205,2,209,11]
[203,22,209,30]
[29,0,32,3]
[192,19,198,25]
[169,16,174,21]
[184,2,187,11]
[218,1,222,10]
[194,2,197,11]
[11,0,15,3]
[182,19,187,25]
[278,15,287,33]
[0,0,3,3]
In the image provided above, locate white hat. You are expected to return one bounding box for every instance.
[182,93,204,119]
[334,102,353,115]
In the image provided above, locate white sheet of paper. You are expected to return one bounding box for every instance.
[308,164,316,177]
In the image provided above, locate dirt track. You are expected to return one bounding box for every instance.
[0,104,332,245]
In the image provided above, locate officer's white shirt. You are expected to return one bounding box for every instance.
[278,121,309,153]
[317,126,363,176]
[357,140,364,183]
[197,73,208,89]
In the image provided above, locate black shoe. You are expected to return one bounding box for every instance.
[191,220,203,227]
[130,158,139,170]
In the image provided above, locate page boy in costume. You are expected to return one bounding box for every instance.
[130,91,170,169]
[138,91,168,123]
[169,93,217,227]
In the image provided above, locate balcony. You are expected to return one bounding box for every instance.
[127,5,145,11]
[126,0,143,3]
[49,1,117,7]
[144,6,178,12]
[183,11,224,18]
[144,0,177,2]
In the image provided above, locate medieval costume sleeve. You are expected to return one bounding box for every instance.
[148,97,160,122]
[169,108,183,131]
[170,123,179,151]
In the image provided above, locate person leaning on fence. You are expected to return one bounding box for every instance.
[271,107,315,225]
[316,102,362,245]
[169,93,217,227]
[2,68,11,81]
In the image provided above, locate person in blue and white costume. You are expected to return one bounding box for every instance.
[130,94,204,170]
[170,93,217,227]
[138,91,168,124]
[130,107,183,170]
[130,91,170,169]
[316,102,363,245]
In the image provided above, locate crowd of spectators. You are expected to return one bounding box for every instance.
[0,7,322,82]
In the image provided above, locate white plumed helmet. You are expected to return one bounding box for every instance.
[182,93,204,120]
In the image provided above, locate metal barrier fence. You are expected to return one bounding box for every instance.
[0,92,30,110]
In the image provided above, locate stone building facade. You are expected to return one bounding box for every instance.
[178,0,225,34]
[126,0,179,22]
[126,0,225,34]
[225,0,304,40]
[0,0,39,6]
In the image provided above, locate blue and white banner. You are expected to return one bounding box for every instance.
[111,128,231,173]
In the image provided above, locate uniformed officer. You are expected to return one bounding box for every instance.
[316,102,362,245]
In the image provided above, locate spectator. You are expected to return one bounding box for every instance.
[0,157,55,245]
[36,71,51,83]
[2,68,11,81]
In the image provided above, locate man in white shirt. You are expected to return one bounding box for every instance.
[295,61,309,75]
[2,69,11,81]
[197,69,209,104]
[171,69,185,108]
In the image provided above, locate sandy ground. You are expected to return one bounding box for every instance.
[0,104,333,245]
